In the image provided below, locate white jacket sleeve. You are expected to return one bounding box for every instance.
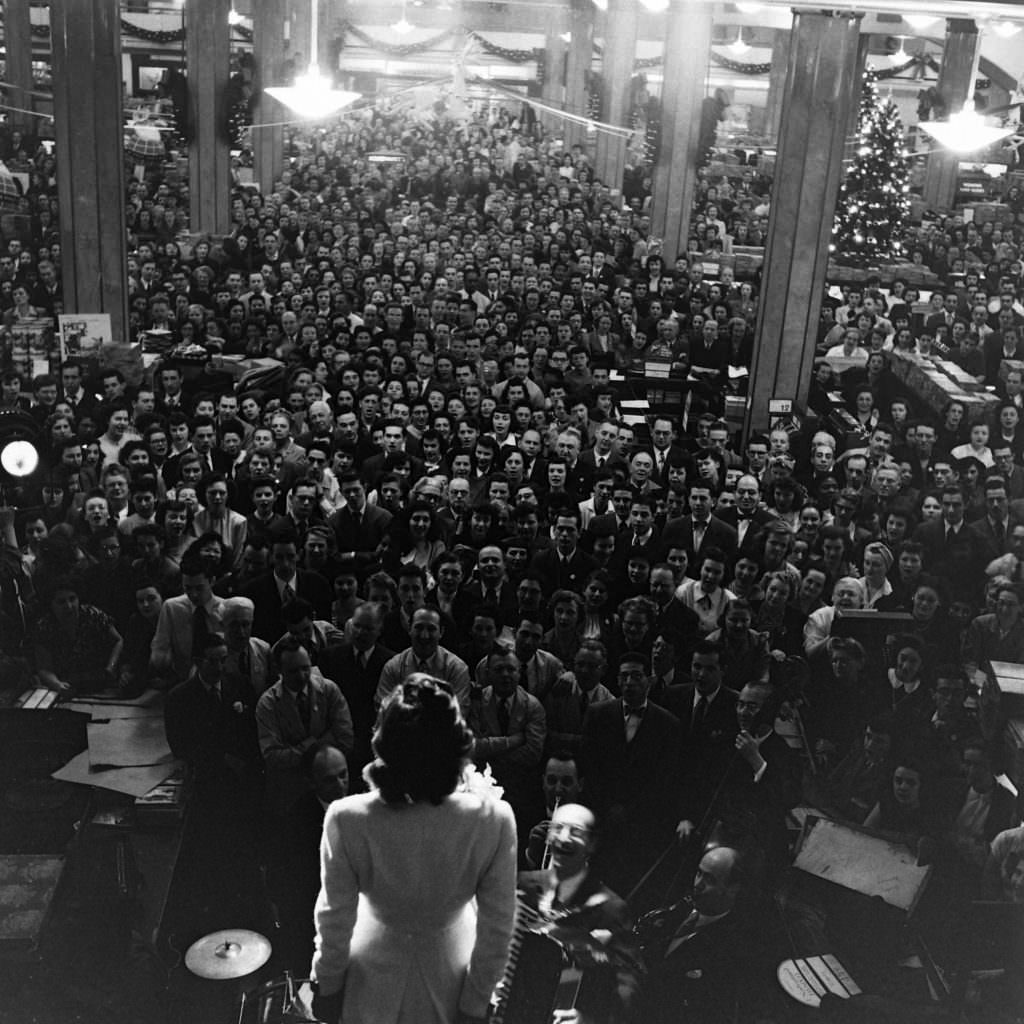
[311,803,360,994]
[458,800,518,1018]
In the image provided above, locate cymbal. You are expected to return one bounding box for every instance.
[185,929,272,980]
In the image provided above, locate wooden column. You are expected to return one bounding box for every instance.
[744,10,862,436]
[921,19,978,213]
[593,0,638,190]
[4,0,34,132]
[253,0,289,195]
[563,1,594,151]
[50,0,127,343]
[187,0,232,236]
[763,28,790,141]
[648,4,712,261]
[540,9,568,135]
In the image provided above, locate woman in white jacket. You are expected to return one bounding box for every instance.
[310,674,517,1024]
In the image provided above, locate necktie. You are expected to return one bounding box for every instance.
[598,455,606,468]
[625,706,643,743]
[994,519,1005,547]
[238,646,250,679]
[665,910,700,958]
[295,689,310,730]
[520,659,530,693]
[659,452,667,474]
[693,524,705,551]
[497,698,511,735]
[192,605,210,658]
[692,696,706,734]
[579,689,590,718]
[485,585,498,606]
[282,582,296,605]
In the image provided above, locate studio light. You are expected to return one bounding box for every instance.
[0,439,38,479]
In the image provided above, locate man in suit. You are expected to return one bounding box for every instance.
[151,553,226,684]
[256,636,354,817]
[530,506,598,597]
[243,529,333,643]
[320,604,394,787]
[649,416,690,488]
[581,650,683,894]
[164,633,265,927]
[517,803,636,1023]
[328,472,392,572]
[715,474,774,555]
[662,640,738,773]
[512,616,564,704]
[459,545,519,634]
[913,484,986,585]
[468,647,547,830]
[635,845,775,1024]
[544,638,616,755]
[577,421,628,483]
[659,484,737,576]
[360,420,425,489]
[677,681,800,875]
[969,475,1017,565]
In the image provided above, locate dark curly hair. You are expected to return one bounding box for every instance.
[367,674,474,806]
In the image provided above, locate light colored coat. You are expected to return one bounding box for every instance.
[312,790,517,1023]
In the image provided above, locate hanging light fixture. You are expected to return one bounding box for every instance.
[891,36,909,63]
[735,2,763,12]
[638,0,670,12]
[918,105,1015,153]
[727,27,751,55]
[591,0,608,10]
[903,14,938,31]
[392,0,415,34]
[264,0,360,119]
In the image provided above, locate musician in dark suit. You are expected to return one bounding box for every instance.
[676,681,799,875]
[633,844,777,1024]
[318,602,395,787]
[243,530,333,643]
[327,472,393,571]
[516,803,637,1024]
[581,650,683,894]
[530,506,598,596]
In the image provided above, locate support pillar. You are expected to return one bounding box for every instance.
[745,10,863,436]
[51,0,127,343]
[763,28,790,141]
[253,0,289,195]
[4,0,34,132]
[593,0,638,191]
[564,2,594,152]
[649,5,712,261]
[922,19,978,213]
[540,9,568,135]
[187,0,232,236]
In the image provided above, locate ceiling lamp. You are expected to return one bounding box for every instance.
[991,20,1021,38]
[638,0,670,11]
[891,36,909,63]
[917,105,1015,153]
[735,2,763,12]
[903,14,938,30]
[591,0,608,10]
[392,0,415,34]
[264,0,360,119]
[227,8,242,25]
[727,27,751,55]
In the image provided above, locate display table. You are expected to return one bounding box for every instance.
[887,349,998,420]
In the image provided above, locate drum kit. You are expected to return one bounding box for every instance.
[184,929,324,1024]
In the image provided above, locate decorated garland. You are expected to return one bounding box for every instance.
[874,53,941,81]
[468,31,539,64]
[30,16,252,44]
[710,52,772,75]
[341,23,457,57]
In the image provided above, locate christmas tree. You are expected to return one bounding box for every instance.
[831,72,911,266]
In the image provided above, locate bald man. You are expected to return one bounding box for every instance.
[516,804,634,1023]
[634,846,776,1024]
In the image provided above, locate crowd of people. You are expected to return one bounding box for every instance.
[2,93,1024,1022]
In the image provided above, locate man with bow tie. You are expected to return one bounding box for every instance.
[580,651,683,896]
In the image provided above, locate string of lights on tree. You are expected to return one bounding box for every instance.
[831,70,911,267]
